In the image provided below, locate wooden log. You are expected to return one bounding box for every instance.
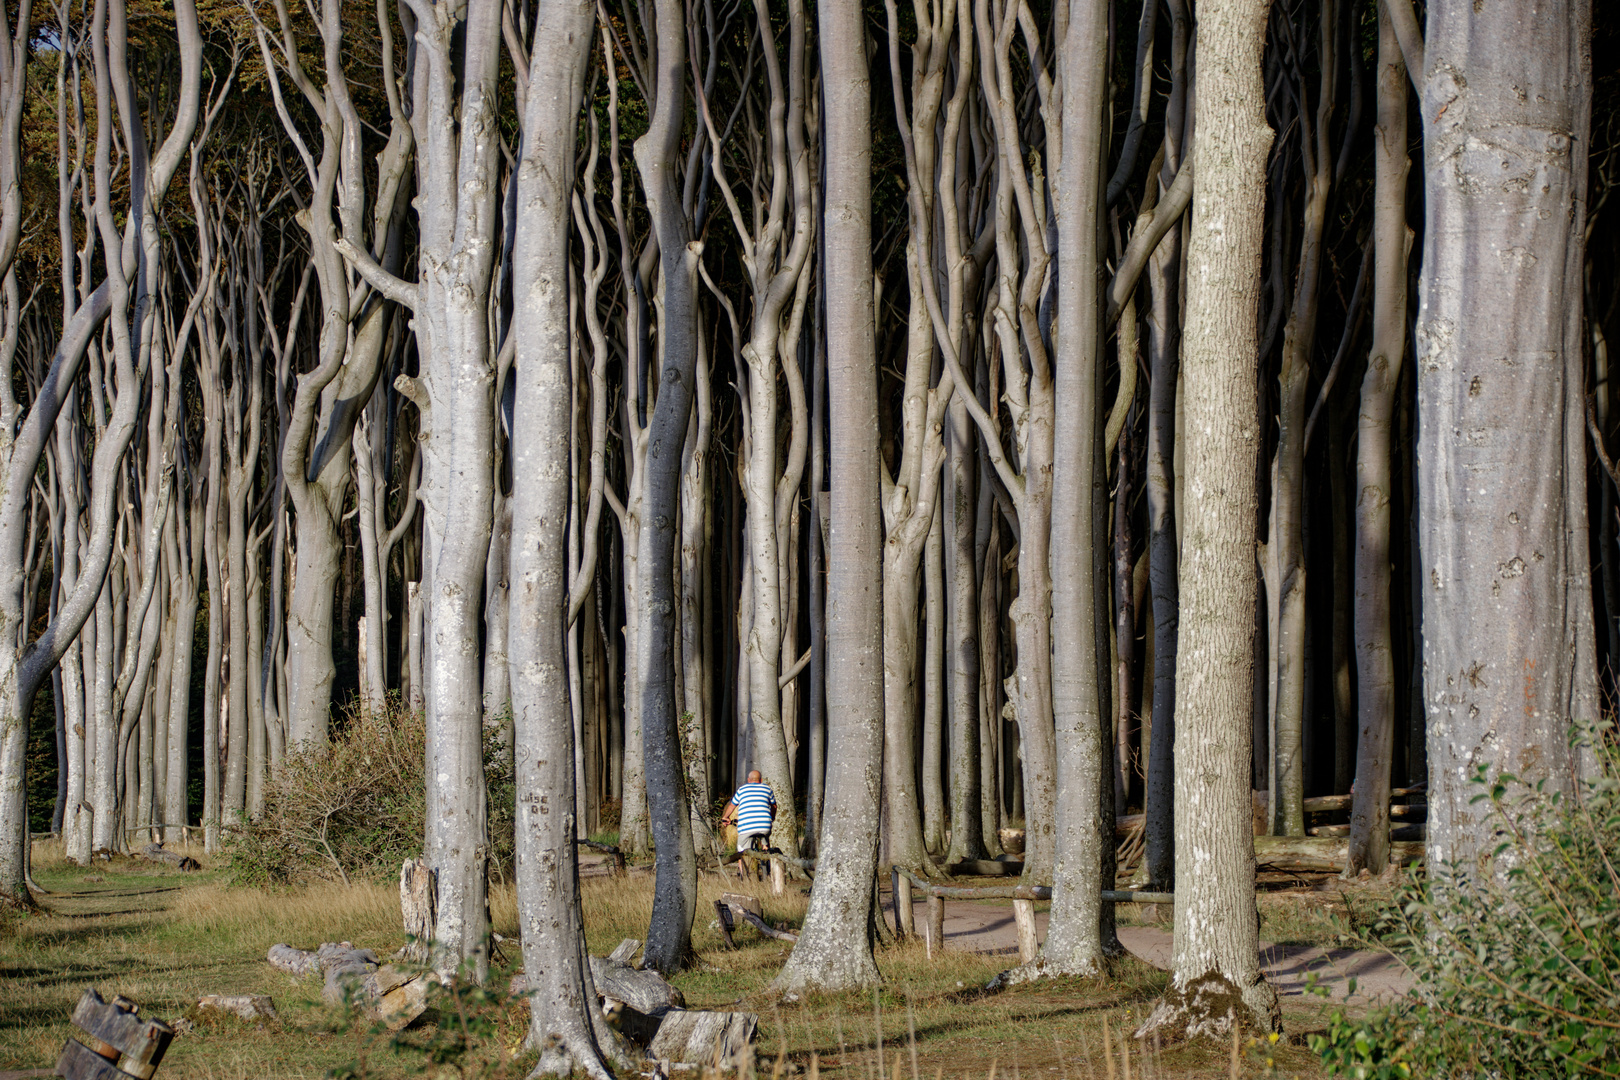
[65,990,173,1080]
[723,850,817,873]
[577,838,627,874]
[397,858,434,963]
[372,966,435,1031]
[1011,899,1038,963]
[587,955,686,1015]
[1102,890,1174,904]
[602,999,663,1047]
[266,944,320,977]
[733,908,797,943]
[646,1010,758,1067]
[895,867,1053,901]
[1254,836,1424,873]
[55,1039,140,1080]
[194,996,278,1024]
[608,938,642,963]
[137,844,198,871]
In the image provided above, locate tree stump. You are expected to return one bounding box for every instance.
[646,1010,758,1068]
[397,857,435,963]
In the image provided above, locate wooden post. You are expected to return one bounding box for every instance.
[406,582,423,710]
[1011,899,1039,963]
[770,855,784,896]
[713,900,737,949]
[356,616,369,706]
[893,869,914,938]
[927,895,945,957]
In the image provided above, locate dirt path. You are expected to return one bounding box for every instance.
[926,898,1411,1005]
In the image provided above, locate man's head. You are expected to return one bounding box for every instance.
[747,770,763,784]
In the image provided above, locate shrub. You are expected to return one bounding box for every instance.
[224,698,516,886]
[1313,722,1620,1079]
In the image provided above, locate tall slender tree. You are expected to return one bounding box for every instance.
[1137,0,1282,1038]
[774,0,883,995]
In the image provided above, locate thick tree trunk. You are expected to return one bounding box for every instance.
[507,7,632,1068]
[774,0,882,990]
[1137,0,1280,1038]
[1416,0,1595,886]
[1347,1,1409,877]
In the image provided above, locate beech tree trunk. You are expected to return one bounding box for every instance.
[507,6,632,1069]
[774,0,882,992]
[1033,0,1110,981]
[1138,0,1281,1038]
[1347,0,1409,877]
[633,0,701,973]
[1416,0,1596,886]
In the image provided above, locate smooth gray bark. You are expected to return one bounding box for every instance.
[632,0,701,974]
[1416,0,1596,886]
[774,0,883,993]
[1029,0,1109,982]
[507,4,632,1070]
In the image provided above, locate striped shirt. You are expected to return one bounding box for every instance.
[731,782,777,836]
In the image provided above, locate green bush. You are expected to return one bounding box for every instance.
[224,698,516,885]
[1313,722,1620,1079]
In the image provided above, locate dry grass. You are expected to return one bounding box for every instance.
[1,842,1331,1079]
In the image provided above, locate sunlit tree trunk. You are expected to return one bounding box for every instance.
[774,0,883,991]
[1416,0,1596,886]
[1137,0,1280,1038]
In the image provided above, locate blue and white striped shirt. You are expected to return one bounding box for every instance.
[731,782,776,835]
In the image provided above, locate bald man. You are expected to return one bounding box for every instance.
[720,770,777,853]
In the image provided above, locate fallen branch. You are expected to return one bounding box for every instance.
[731,907,798,942]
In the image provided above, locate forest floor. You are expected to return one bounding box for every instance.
[0,840,1399,1079]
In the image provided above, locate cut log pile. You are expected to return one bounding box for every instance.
[511,939,757,1067]
[267,941,434,1030]
[138,844,200,871]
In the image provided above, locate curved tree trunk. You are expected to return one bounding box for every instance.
[632,0,701,973]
